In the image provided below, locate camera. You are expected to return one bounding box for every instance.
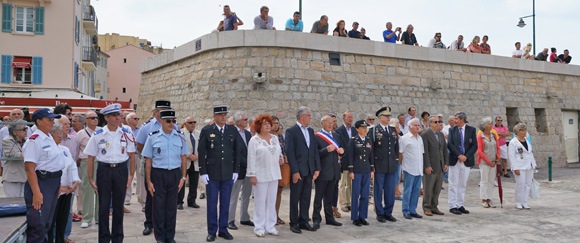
[396,27,401,31]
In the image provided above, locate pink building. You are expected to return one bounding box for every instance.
[106,45,154,109]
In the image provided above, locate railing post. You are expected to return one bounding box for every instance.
[548,156,552,181]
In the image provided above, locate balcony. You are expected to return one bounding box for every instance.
[82,5,98,35]
[82,46,97,71]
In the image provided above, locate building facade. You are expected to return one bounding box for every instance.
[98,33,168,55]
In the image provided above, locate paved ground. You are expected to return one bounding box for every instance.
[2,166,580,242]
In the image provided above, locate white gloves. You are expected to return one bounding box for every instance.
[201,174,209,185]
[232,173,238,182]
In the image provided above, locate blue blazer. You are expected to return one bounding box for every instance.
[447,125,478,167]
[285,123,321,177]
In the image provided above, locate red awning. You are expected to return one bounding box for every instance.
[12,57,32,69]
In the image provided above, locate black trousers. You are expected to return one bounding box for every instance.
[49,193,72,243]
[151,168,181,241]
[144,170,153,228]
[177,163,199,206]
[289,174,313,226]
[313,179,337,223]
[25,177,60,243]
[97,163,128,243]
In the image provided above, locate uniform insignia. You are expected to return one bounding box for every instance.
[157,147,161,154]
[101,149,107,155]
[121,127,129,133]
[149,130,160,136]
[64,151,68,157]
[210,134,216,138]
[29,134,39,140]
[41,145,50,149]
[98,139,106,144]
[106,142,110,148]
[94,129,104,135]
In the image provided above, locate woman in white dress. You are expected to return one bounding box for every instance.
[246,114,283,237]
[508,123,536,209]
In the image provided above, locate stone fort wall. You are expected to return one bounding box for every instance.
[139,30,580,167]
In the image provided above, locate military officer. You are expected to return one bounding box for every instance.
[368,107,399,223]
[85,103,136,243]
[135,100,175,236]
[22,108,64,242]
[198,105,241,242]
[347,120,374,227]
[142,110,188,243]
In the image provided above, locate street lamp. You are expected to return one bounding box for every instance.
[517,0,535,55]
[299,0,302,20]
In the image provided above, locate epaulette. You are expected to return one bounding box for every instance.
[175,129,182,134]
[352,136,356,139]
[93,129,104,136]
[121,127,129,133]
[149,130,160,136]
[29,134,39,140]
[142,120,151,125]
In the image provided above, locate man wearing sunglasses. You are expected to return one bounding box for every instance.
[142,110,188,243]
[135,100,178,236]
[421,116,448,216]
[77,111,101,228]
[178,117,201,209]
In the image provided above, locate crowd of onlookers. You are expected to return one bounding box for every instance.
[215,5,572,64]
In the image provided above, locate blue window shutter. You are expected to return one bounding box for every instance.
[74,62,78,88]
[32,57,42,84]
[1,55,12,83]
[34,7,44,34]
[75,16,79,43]
[2,4,12,32]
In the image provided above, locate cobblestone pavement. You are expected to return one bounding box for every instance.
[2,166,580,242]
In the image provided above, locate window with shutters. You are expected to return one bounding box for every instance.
[12,56,32,84]
[15,7,34,33]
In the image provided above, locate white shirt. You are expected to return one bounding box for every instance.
[512,49,524,57]
[297,121,310,148]
[22,129,65,172]
[399,132,424,176]
[246,135,282,183]
[344,124,353,138]
[84,125,136,163]
[449,40,465,50]
[398,123,409,135]
[59,145,80,193]
[442,125,451,138]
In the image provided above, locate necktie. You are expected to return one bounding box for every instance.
[434,130,439,142]
[240,129,247,146]
[189,131,196,153]
[220,127,223,134]
[459,127,465,154]
[303,126,310,148]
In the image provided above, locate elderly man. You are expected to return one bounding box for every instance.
[2,119,27,197]
[398,114,409,136]
[254,6,275,30]
[71,115,85,136]
[228,112,254,230]
[399,118,424,219]
[400,24,418,46]
[286,106,320,234]
[447,112,478,215]
[336,111,355,213]
[58,116,81,227]
[0,109,32,142]
[535,48,549,61]
[450,35,467,52]
[366,114,375,128]
[421,116,448,216]
[348,22,361,38]
[383,22,401,43]
[77,111,101,228]
[285,11,303,31]
[404,107,417,126]
[310,15,329,35]
[126,112,145,208]
[312,115,344,229]
[179,117,201,208]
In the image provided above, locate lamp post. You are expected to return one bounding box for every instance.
[299,0,302,20]
[517,0,536,55]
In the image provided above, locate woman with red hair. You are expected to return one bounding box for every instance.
[246,114,284,237]
[333,20,347,37]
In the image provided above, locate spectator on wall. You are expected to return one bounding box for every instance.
[401,25,418,46]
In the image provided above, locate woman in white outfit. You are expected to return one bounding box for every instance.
[246,114,283,237]
[508,123,536,209]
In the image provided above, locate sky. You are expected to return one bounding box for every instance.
[92,0,579,65]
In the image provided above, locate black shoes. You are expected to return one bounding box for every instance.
[410,213,423,219]
[290,224,302,234]
[240,220,254,226]
[218,232,234,240]
[353,219,362,226]
[359,218,369,225]
[449,208,462,215]
[188,202,200,208]
[313,221,321,229]
[504,173,510,178]
[377,215,387,223]
[384,215,397,222]
[143,226,153,235]
[200,193,206,199]
[299,223,317,231]
[166,239,176,243]
[326,219,342,226]
[206,234,216,242]
[458,206,470,214]
[403,214,412,219]
[227,221,238,230]
[177,204,184,210]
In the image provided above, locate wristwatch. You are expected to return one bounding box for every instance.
[181,177,187,180]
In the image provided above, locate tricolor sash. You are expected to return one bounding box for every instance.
[316,131,340,151]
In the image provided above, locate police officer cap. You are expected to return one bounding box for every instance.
[155,100,171,109]
[160,109,176,119]
[355,120,368,128]
[101,103,122,116]
[376,107,392,117]
[32,108,61,122]
[213,105,228,114]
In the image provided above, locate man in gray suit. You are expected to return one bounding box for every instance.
[179,117,201,208]
[421,116,448,216]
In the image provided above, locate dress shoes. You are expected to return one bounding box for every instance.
[177,204,184,210]
[157,240,166,243]
[200,193,206,199]
[352,219,362,226]
[377,215,387,223]
[449,208,462,215]
[403,214,412,219]
[206,234,216,242]
[240,220,254,226]
[424,211,433,216]
[384,215,397,222]
[166,239,176,243]
[299,223,316,231]
[227,221,238,230]
[313,221,321,229]
[188,202,200,208]
[333,207,342,218]
[410,213,423,219]
[359,218,369,225]
[290,224,302,234]
[432,210,445,215]
[458,206,470,214]
[218,232,234,240]
[326,219,342,226]
[143,226,153,235]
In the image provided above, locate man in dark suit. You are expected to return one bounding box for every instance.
[312,115,344,229]
[421,116,448,216]
[286,106,321,234]
[447,111,477,215]
[198,105,241,242]
[228,112,254,230]
[335,111,356,212]
[368,107,399,223]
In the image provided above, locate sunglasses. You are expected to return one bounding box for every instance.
[186,121,197,124]
[432,121,443,123]
[132,118,140,120]
[20,127,28,131]
[165,119,177,124]
[436,36,441,38]
[497,120,503,122]
[86,117,98,120]
[66,112,72,116]
[368,118,375,121]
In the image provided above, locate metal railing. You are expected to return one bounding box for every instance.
[82,46,98,67]
[82,5,98,32]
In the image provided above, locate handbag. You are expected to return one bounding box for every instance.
[278,163,291,187]
[529,178,541,199]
